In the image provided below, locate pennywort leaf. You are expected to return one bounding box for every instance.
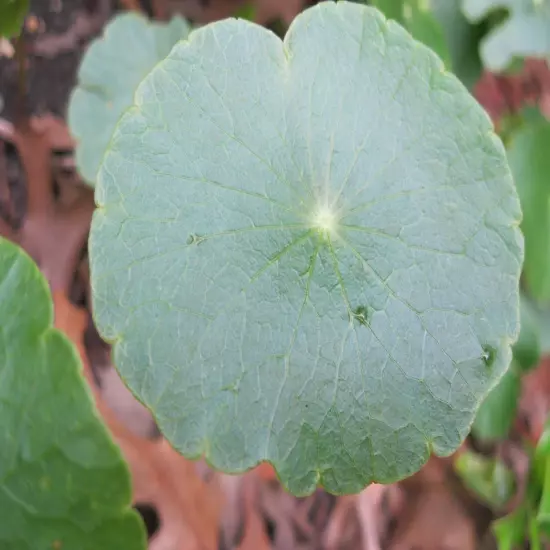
[90,1,523,496]
[68,12,191,186]
[0,238,145,549]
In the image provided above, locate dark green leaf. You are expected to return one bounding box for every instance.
[0,238,146,549]
[472,369,521,441]
[513,295,541,372]
[90,1,522,495]
[507,117,550,302]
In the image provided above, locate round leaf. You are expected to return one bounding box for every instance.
[68,12,191,186]
[0,238,145,549]
[90,1,523,495]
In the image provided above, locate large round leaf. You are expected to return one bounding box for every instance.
[68,12,190,186]
[90,1,523,495]
[0,238,145,549]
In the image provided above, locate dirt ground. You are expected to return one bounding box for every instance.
[2,1,550,549]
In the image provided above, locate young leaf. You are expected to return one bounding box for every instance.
[454,451,516,508]
[371,0,451,66]
[507,117,550,302]
[90,1,523,495]
[0,0,28,37]
[0,238,146,549]
[462,0,550,72]
[68,12,191,186]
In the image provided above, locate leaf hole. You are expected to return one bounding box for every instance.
[482,345,497,368]
[133,502,161,539]
[186,233,205,245]
[352,305,370,326]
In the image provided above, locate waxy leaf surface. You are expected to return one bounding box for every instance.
[91,2,523,495]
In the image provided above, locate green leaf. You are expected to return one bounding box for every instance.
[494,504,529,550]
[513,294,541,372]
[454,451,516,508]
[0,238,146,549]
[429,0,483,88]
[507,117,550,302]
[90,1,523,495]
[462,0,550,72]
[0,0,28,37]
[371,0,451,66]
[537,456,550,531]
[234,2,256,21]
[536,416,550,459]
[68,12,191,186]
[472,368,521,441]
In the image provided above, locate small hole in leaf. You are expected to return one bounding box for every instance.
[352,305,369,326]
[134,502,161,539]
[482,346,496,367]
[187,233,205,246]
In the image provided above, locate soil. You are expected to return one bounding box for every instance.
[0,0,108,121]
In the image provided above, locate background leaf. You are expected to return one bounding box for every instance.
[461,0,550,72]
[0,0,28,38]
[68,12,191,186]
[0,238,146,550]
[429,0,483,88]
[507,115,550,302]
[472,368,521,441]
[454,451,516,508]
[371,0,451,66]
[493,504,529,550]
[90,1,522,495]
[513,294,541,372]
